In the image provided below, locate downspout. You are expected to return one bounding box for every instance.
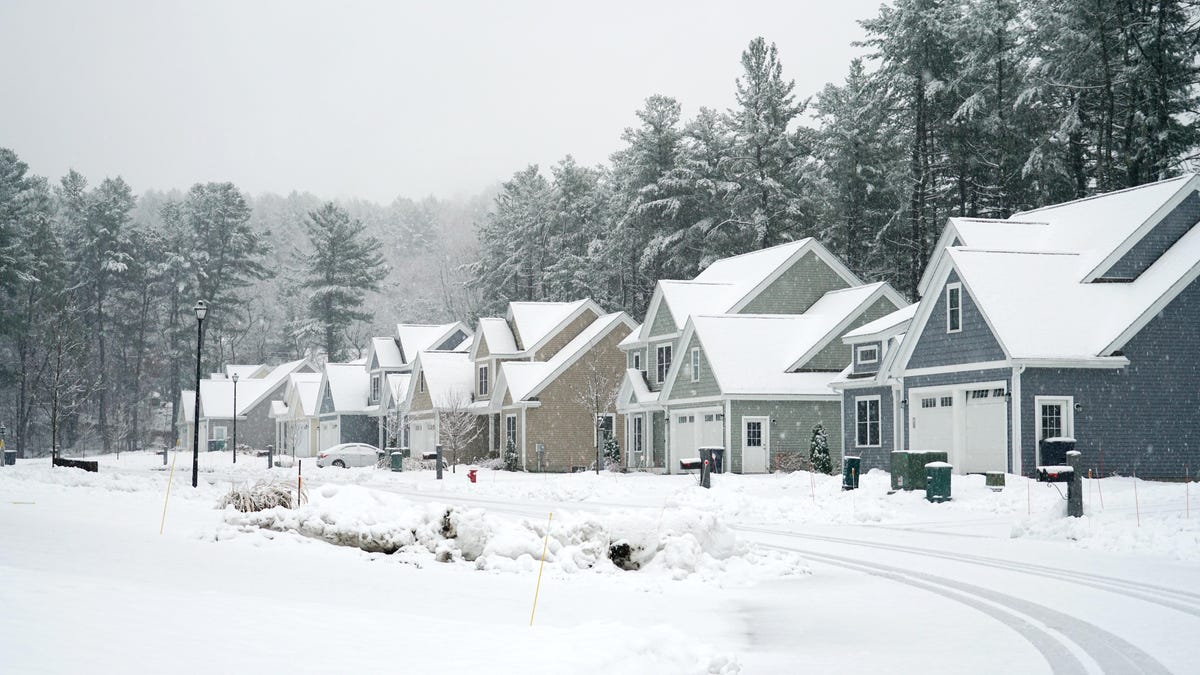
[520,406,528,471]
[1011,365,1025,476]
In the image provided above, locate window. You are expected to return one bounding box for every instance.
[1041,405,1062,439]
[213,426,227,440]
[656,345,673,383]
[595,414,615,445]
[632,352,642,371]
[856,345,879,365]
[371,375,381,402]
[418,375,425,394]
[632,416,644,456]
[940,396,953,407]
[504,414,517,448]
[744,420,764,447]
[478,365,489,396]
[993,388,1006,397]
[946,283,962,333]
[856,396,881,447]
[921,397,937,409]
[690,348,701,382]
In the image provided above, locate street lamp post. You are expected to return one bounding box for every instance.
[192,301,207,488]
[231,372,238,464]
[1,422,7,467]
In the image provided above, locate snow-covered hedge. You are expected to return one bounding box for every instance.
[220,480,304,512]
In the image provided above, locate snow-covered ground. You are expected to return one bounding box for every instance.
[3,452,1199,673]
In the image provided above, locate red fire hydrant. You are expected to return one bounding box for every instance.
[467,469,478,484]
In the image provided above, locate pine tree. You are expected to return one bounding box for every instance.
[503,437,520,472]
[297,202,388,362]
[810,423,832,475]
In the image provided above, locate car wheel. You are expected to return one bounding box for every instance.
[332,459,346,468]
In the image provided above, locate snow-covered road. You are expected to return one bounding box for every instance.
[3,453,1197,674]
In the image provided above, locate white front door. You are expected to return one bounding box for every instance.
[910,393,954,454]
[627,414,645,469]
[741,417,769,473]
[964,388,1008,473]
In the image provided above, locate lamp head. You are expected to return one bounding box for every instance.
[194,300,207,321]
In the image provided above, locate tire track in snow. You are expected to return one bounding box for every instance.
[735,525,1200,617]
[760,542,1172,675]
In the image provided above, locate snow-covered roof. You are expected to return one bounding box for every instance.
[286,372,322,417]
[618,324,642,349]
[478,317,519,356]
[507,299,596,351]
[269,400,288,418]
[657,281,741,328]
[497,312,636,403]
[225,364,267,379]
[369,337,404,369]
[321,362,372,414]
[676,314,846,397]
[623,369,658,405]
[381,373,412,410]
[179,392,195,423]
[842,304,918,342]
[413,351,474,409]
[396,322,471,363]
[693,239,810,292]
[199,358,311,418]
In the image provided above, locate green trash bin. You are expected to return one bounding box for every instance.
[925,461,952,503]
[890,451,910,491]
[842,456,861,491]
[390,451,403,472]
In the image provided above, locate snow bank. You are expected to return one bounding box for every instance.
[224,483,807,582]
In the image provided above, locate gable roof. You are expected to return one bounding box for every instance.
[491,312,636,406]
[900,176,1200,366]
[409,351,474,409]
[842,303,918,343]
[507,299,601,352]
[396,322,472,364]
[319,362,372,414]
[380,373,413,411]
[285,372,323,417]
[470,317,520,359]
[198,358,312,418]
[631,239,865,344]
[225,364,268,379]
[368,337,404,370]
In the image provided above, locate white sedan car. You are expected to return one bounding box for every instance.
[316,443,380,468]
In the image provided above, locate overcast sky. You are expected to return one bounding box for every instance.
[1,0,881,203]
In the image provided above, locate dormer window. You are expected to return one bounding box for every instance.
[946,283,962,333]
[478,365,489,396]
[856,345,879,365]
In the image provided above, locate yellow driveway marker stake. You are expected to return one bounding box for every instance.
[529,512,553,626]
[160,452,178,535]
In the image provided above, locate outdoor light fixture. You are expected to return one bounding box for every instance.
[1005,390,1012,402]
[231,372,239,464]
[191,301,207,488]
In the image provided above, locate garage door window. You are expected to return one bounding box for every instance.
[856,396,880,447]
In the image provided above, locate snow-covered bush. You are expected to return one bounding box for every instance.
[220,480,304,512]
[503,438,520,471]
[810,424,833,475]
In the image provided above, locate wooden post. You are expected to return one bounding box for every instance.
[529,512,553,626]
[160,452,178,535]
[1133,470,1141,528]
[297,460,303,505]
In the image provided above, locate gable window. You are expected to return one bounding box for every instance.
[478,365,489,396]
[632,351,642,371]
[856,345,879,365]
[946,283,962,333]
[656,344,672,383]
[856,396,881,447]
[418,375,425,394]
[690,347,701,382]
[371,375,381,402]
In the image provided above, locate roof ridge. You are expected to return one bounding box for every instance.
[953,248,1080,257]
[1014,174,1194,216]
[699,238,810,264]
[820,281,884,296]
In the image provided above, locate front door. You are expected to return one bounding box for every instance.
[628,414,645,469]
[741,416,769,473]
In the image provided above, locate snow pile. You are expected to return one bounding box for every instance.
[225,483,807,581]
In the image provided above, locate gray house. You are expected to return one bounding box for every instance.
[315,361,377,450]
[842,174,1200,479]
[178,358,316,454]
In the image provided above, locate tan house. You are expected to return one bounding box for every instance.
[269,372,323,458]
[403,349,487,461]
[472,302,638,470]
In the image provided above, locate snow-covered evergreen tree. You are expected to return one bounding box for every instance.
[810,423,832,475]
[297,202,388,362]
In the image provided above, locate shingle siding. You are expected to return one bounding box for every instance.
[648,302,677,337]
[534,309,599,361]
[665,335,721,400]
[802,297,900,371]
[1103,190,1200,279]
[338,414,377,446]
[852,341,884,376]
[908,271,1006,369]
[842,386,893,472]
[739,251,850,314]
[1020,275,1200,478]
[729,400,841,474]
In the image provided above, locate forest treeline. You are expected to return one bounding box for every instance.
[474,0,1200,317]
[2,0,1199,456]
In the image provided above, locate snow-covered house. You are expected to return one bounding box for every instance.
[404,350,483,459]
[268,372,323,458]
[850,175,1200,479]
[315,362,375,451]
[617,239,896,473]
[483,311,636,472]
[365,322,472,449]
[178,358,316,454]
[655,283,904,474]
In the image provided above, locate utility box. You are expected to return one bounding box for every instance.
[390,451,403,472]
[892,450,948,491]
[842,456,862,491]
[925,461,952,503]
[985,472,1005,491]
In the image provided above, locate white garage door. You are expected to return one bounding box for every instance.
[910,393,954,454]
[669,409,723,471]
[964,388,1007,473]
[319,419,339,452]
[410,420,436,457]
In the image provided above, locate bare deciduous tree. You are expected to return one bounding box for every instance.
[436,393,483,470]
[570,351,622,473]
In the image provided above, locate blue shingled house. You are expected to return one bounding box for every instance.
[834,175,1200,479]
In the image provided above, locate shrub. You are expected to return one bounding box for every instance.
[220,480,305,512]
